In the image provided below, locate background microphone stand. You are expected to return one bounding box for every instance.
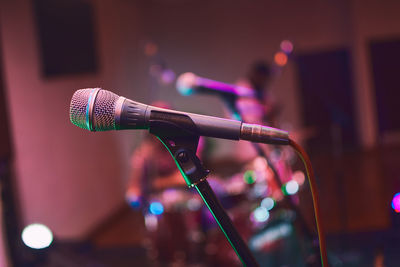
[220,96,321,265]
[148,111,260,267]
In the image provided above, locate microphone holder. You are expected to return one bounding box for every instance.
[149,111,259,267]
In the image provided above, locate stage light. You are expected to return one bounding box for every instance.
[144,214,158,232]
[252,183,268,197]
[253,157,267,171]
[274,52,288,66]
[149,201,164,215]
[160,69,176,84]
[126,191,141,209]
[243,170,256,184]
[280,40,293,54]
[252,207,270,223]
[144,42,158,56]
[187,197,202,211]
[261,197,275,211]
[292,170,305,185]
[249,223,293,250]
[283,180,299,195]
[392,193,400,213]
[21,223,53,249]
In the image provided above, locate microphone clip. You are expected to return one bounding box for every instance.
[149,110,259,266]
[149,111,210,187]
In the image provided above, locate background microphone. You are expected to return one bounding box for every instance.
[176,72,255,98]
[69,88,289,145]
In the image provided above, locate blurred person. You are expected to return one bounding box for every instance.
[236,60,281,125]
[233,61,291,198]
[233,61,318,265]
[125,100,248,265]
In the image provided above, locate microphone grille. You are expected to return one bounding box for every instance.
[70,89,94,130]
[92,89,119,131]
[70,88,119,131]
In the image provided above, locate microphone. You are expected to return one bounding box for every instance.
[69,88,289,145]
[176,72,255,98]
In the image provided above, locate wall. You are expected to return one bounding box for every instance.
[137,0,351,156]
[136,0,400,232]
[0,0,147,239]
[350,0,400,148]
[0,203,9,266]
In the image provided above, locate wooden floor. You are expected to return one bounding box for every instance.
[307,144,400,234]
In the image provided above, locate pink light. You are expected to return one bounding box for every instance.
[160,69,176,84]
[280,40,293,54]
[292,171,305,185]
[392,193,400,213]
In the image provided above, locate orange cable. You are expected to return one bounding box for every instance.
[289,139,329,267]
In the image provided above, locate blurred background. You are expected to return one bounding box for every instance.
[1,0,400,266]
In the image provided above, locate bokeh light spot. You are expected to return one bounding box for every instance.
[283,180,299,195]
[243,170,256,184]
[160,69,176,84]
[392,193,400,213]
[22,224,53,249]
[280,40,294,54]
[187,198,202,211]
[252,207,270,223]
[274,52,288,66]
[149,202,164,215]
[292,170,305,185]
[261,197,275,211]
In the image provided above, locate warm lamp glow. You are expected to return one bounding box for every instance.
[274,52,288,66]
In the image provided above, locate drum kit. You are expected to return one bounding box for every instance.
[126,41,319,266]
[129,145,313,266]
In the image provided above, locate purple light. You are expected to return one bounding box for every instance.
[160,69,176,84]
[392,193,400,213]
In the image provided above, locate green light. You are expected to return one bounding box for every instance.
[281,183,288,195]
[243,170,256,184]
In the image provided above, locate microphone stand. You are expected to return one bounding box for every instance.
[149,112,259,267]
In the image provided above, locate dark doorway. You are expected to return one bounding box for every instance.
[296,49,358,156]
[369,38,400,137]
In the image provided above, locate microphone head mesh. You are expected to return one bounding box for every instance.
[70,89,94,130]
[92,89,119,131]
[70,88,120,131]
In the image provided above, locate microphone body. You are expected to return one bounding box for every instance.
[70,88,289,145]
[176,72,255,98]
